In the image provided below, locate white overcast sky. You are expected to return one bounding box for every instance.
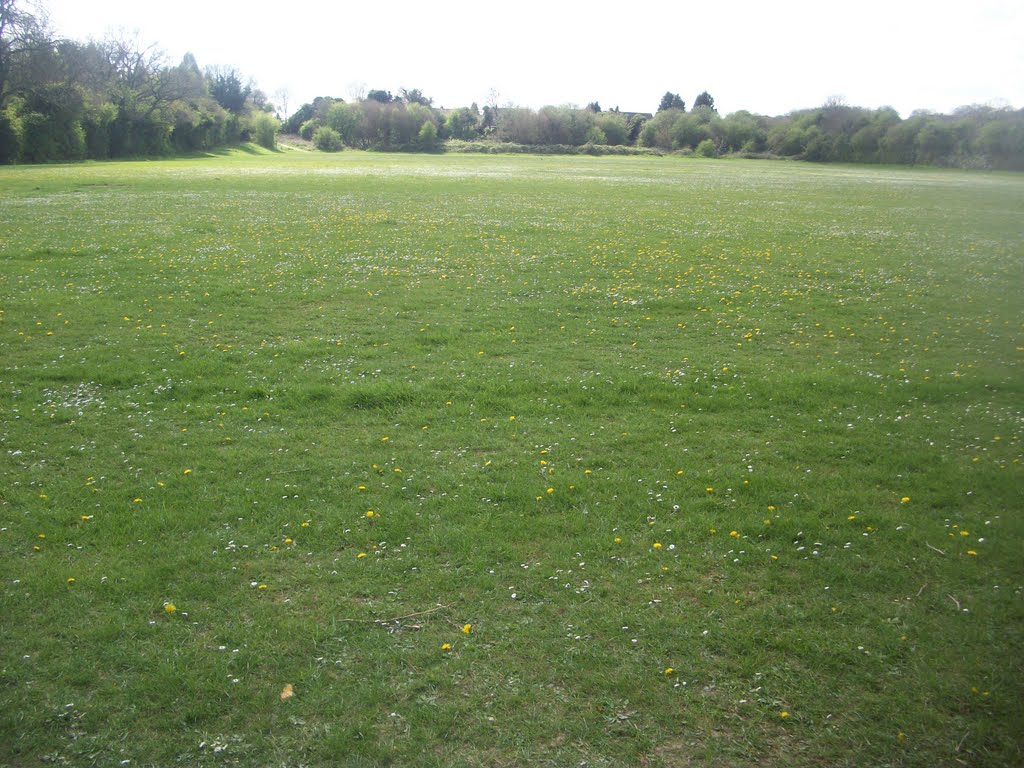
[39,0,1023,118]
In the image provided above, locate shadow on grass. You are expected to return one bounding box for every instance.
[202,142,282,157]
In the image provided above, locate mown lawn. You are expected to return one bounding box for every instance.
[1,148,1022,767]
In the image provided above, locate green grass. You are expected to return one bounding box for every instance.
[1,146,1022,767]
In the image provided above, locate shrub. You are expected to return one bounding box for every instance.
[251,113,279,149]
[312,126,344,152]
[299,119,319,141]
[417,120,439,151]
[20,112,86,162]
[444,107,479,140]
[596,113,629,145]
[695,138,717,157]
[0,111,23,164]
[443,139,662,157]
[326,102,361,145]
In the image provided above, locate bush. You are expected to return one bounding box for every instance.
[299,119,319,141]
[251,113,279,149]
[312,126,344,152]
[695,139,717,158]
[596,113,629,145]
[417,120,439,151]
[0,111,23,164]
[326,102,360,145]
[443,139,662,157]
[20,112,86,162]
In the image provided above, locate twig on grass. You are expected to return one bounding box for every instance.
[955,730,970,752]
[916,582,929,597]
[947,594,961,610]
[336,603,453,625]
[925,542,946,556]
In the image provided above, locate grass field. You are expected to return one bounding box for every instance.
[1,147,1022,767]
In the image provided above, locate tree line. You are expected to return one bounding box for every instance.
[288,91,1024,170]
[2,0,1022,169]
[0,0,276,163]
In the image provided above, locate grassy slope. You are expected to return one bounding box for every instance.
[0,148,1022,766]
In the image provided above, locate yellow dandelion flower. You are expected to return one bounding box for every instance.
[967,550,977,556]
[900,496,910,503]
[66,577,76,584]
[164,603,176,614]
[653,542,663,549]
[463,624,472,634]
[664,667,674,676]
[729,530,740,538]
[441,643,452,651]
[357,552,367,559]
[614,537,622,544]
[780,711,790,719]
[366,510,376,518]
[258,583,268,590]
[183,469,192,475]
[546,487,554,494]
